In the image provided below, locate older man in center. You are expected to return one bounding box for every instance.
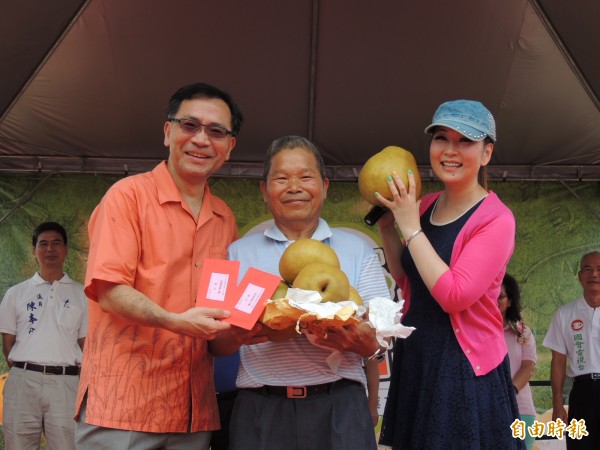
[226,135,389,450]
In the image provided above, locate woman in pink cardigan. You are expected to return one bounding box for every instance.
[376,100,523,449]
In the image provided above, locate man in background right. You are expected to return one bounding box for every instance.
[543,250,600,449]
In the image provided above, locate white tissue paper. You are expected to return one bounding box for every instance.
[283,289,415,371]
[285,287,325,305]
[366,297,415,349]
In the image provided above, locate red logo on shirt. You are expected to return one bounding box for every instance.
[571,319,584,331]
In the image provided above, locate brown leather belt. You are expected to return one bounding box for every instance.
[240,378,361,399]
[13,361,80,375]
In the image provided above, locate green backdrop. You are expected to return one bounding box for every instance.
[1,171,599,427]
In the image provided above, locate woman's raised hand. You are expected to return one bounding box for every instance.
[375,170,421,238]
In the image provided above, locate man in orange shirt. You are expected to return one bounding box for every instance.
[75,82,245,449]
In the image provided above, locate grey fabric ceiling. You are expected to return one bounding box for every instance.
[1,0,600,180]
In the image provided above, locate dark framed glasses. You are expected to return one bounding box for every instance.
[168,118,233,139]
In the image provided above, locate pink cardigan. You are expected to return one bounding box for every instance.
[400,191,515,376]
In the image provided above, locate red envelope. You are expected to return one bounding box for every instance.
[222,267,282,330]
[196,259,240,307]
[196,259,280,330]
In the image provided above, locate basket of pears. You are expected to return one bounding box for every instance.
[257,238,363,342]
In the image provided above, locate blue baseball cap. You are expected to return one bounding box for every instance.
[424,100,496,142]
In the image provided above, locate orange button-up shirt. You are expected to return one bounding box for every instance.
[75,162,237,432]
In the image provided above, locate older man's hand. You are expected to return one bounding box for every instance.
[314,320,380,357]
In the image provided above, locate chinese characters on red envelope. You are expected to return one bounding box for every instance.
[196,259,281,330]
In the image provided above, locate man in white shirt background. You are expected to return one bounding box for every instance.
[0,222,87,450]
[543,250,600,450]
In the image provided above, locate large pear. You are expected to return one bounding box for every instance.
[292,262,350,302]
[279,238,340,284]
[358,146,422,205]
[271,280,290,300]
[348,286,363,306]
